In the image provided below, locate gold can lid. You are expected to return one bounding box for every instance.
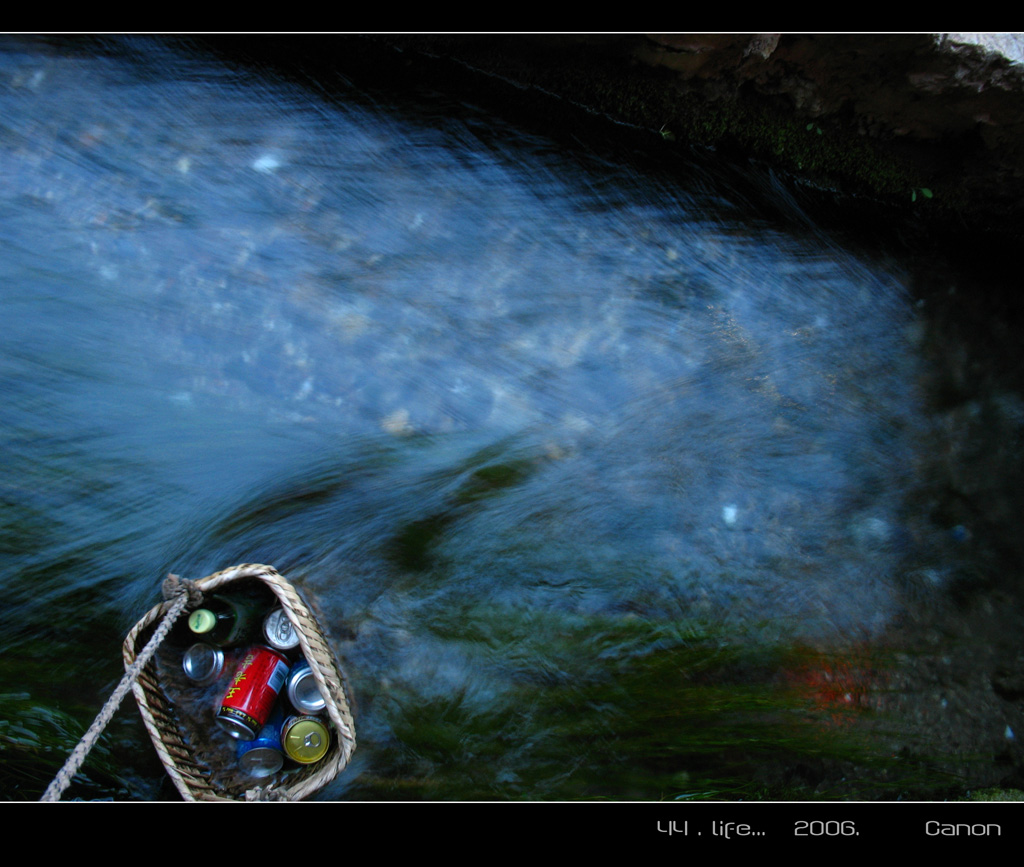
[283,716,330,764]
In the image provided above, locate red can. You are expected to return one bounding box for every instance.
[216,645,290,741]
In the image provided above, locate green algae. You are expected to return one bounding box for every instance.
[0,691,130,800]
[350,604,966,801]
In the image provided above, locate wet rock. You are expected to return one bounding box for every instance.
[992,660,1024,702]
[332,34,1024,241]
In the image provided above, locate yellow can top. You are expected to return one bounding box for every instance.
[283,716,330,764]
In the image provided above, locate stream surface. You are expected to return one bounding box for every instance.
[1,36,1022,801]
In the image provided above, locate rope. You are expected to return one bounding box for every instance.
[39,576,200,802]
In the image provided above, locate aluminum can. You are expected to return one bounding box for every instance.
[263,608,301,653]
[281,714,331,764]
[237,703,285,778]
[216,646,290,741]
[285,659,326,714]
[182,642,230,685]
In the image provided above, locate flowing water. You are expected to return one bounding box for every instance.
[2,36,1022,801]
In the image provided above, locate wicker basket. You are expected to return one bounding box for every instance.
[123,563,356,801]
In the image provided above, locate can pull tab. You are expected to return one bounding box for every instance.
[304,731,322,748]
[271,615,293,642]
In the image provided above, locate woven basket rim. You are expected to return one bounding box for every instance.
[123,563,356,802]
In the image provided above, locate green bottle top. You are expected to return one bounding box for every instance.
[188,609,218,634]
[186,594,262,647]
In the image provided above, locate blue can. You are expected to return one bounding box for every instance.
[236,702,285,778]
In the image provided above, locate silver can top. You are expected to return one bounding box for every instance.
[287,661,327,714]
[238,745,284,778]
[182,643,225,685]
[217,713,256,741]
[263,608,301,651]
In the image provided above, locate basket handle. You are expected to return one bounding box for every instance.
[40,577,199,802]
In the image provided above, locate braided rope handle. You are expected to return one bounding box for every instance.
[39,576,201,802]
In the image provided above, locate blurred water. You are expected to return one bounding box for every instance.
[0,36,1017,800]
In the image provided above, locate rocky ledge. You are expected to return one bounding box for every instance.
[356,34,1024,245]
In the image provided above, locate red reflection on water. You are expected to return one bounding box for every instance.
[782,646,886,730]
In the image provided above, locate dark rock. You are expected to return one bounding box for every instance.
[347,34,1024,242]
[992,660,1024,702]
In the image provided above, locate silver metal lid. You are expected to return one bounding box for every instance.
[287,662,326,714]
[217,713,256,741]
[238,745,284,778]
[182,643,225,685]
[263,608,301,651]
